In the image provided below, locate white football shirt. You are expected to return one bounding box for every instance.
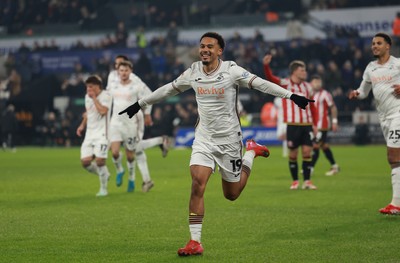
[359,56,400,119]
[139,60,292,145]
[107,70,152,122]
[85,90,112,139]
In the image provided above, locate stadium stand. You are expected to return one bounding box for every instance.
[0,0,399,146]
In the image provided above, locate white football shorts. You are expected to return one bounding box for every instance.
[190,139,243,183]
[380,117,400,148]
[80,137,109,159]
[109,123,139,151]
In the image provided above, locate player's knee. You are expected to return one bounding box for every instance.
[191,178,206,196]
[126,151,135,162]
[81,159,92,168]
[223,192,239,201]
[96,159,106,167]
[111,151,119,159]
[321,143,329,150]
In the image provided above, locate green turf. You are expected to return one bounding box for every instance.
[1,145,399,263]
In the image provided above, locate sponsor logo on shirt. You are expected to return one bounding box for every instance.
[197,86,225,96]
[370,74,392,84]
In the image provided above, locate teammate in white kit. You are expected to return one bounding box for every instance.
[76,76,112,197]
[108,56,168,192]
[119,32,313,255]
[107,61,159,192]
[349,33,400,215]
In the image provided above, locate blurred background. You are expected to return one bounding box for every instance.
[1,0,399,149]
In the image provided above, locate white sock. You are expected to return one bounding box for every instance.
[112,153,124,173]
[189,214,203,242]
[85,162,98,175]
[189,224,202,242]
[138,137,163,152]
[136,151,151,182]
[97,165,109,191]
[282,140,288,157]
[391,166,400,207]
[242,150,255,170]
[127,160,136,181]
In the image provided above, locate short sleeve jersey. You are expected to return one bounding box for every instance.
[172,60,258,144]
[108,80,148,125]
[85,90,112,139]
[363,56,400,119]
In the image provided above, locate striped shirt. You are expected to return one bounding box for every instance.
[312,89,334,130]
[264,65,313,125]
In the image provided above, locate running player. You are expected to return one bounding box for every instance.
[108,56,168,192]
[263,54,316,190]
[349,32,400,215]
[108,60,157,192]
[309,75,339,176]
[119,32,313,255]
[76,76,112,197]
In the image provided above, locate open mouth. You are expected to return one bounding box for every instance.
[201,53,211,59]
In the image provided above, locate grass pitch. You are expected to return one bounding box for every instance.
[1,145,399,263]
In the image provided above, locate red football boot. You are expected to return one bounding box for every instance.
[177,240,204,256]
[246,139,270,158]
[379,204,400,215]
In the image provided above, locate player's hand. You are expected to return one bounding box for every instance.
[262,54,272,65]
[118,102,141,118]
[76,126,84,137]
[290,94,314,110]
[332,123,338,132]
[392,84,400,96]
[348,90,360,99]
[144,114,153,126]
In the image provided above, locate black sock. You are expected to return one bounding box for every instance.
[302,160,313,181]
[289,160,298,181]
[323,148,336,165]
[311,149,319,167]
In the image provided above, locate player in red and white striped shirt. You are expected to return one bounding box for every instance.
[309,75,339,176]
[263,55,316,190]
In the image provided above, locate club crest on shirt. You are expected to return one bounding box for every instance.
[216,73,224,82]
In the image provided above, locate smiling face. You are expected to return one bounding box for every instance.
[371,36,390,58]
[199,37,222,66]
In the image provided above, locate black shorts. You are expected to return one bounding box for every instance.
[315,130,328,144]
[286,124,313,149]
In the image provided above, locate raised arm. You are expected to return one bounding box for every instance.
[263,54,281,85]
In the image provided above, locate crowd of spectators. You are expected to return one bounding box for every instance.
[2,31,383,146]
[2,0,399,35]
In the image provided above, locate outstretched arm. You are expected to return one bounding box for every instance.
[242,76,314,110]
[119,82,190,118]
